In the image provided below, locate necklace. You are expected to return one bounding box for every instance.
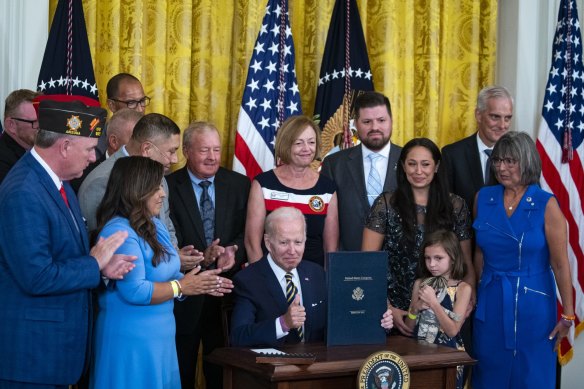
[504,188,526,211]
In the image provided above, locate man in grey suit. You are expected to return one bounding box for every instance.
[78,113,202,269]
[441,86,513,211]
[321,91,402,251]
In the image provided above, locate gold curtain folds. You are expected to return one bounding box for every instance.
[50,0,496,168]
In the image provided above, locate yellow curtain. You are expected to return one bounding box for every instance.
[50,0,496,168]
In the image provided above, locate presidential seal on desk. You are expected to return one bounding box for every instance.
[358,351,410,389]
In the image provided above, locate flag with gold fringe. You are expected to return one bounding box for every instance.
[536,0,584,365]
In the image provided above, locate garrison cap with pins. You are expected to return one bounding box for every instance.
[33,94,107,138]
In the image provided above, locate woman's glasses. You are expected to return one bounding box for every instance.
[491,157,518,168]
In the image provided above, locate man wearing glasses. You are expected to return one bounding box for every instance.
[0,89,40,184]
[94,73,150,160]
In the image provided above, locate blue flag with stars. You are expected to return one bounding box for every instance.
[233,0,302,179]
[314,0,373,154]
[37,0,99,101]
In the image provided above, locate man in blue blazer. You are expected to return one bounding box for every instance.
[231,207,327,347]
[0,96,135,388]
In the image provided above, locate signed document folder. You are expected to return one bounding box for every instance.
[326,251,387,346]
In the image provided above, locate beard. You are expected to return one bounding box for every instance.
[360,132,390,151]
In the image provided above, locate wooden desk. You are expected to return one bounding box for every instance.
[207,335,475,389]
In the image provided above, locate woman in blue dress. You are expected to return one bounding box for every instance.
[90,157,233,389]
[472,131,574,389]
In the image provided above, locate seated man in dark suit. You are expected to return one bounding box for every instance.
[231,207,327,347]
[231,207,394,347]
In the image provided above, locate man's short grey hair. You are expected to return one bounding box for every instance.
[182,121,220,150]
[106,108,143,137]
[476,86,514,112]
[264,207,306,238]
[492,131,541,185]
[35,129,69,148]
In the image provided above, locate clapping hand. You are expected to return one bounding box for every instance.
[179,245,204,271]
[180,266,233,296]
[90,230,136,279]
[216,245,237,271]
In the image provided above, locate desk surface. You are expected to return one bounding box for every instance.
[207,335,475,383]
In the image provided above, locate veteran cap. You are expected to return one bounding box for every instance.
[34,94,107,138]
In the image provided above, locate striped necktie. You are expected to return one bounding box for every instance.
[367,153,383,205]
[285,272,304,340]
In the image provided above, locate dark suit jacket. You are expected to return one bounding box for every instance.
[441,133,492,211]
[167,166,250,335]
[230,257,327,347]
[0,152,100,385]
[0,132,26,185]
[321,143,402,251]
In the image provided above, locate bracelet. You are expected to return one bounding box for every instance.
[561,313,576,321]
[170,280,179,298]
[175,279,184,299]
[407,309,418,320]
[560,318,573,328]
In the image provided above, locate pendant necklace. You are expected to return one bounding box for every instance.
[505,188,526,211]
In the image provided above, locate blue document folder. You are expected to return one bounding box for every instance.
[326,251,388,346]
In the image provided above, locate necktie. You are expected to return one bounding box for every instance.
[198,181,214,247]
[366,153,383,206]
[285,272,304,340]
[59,184,69,208]
[484,149,493,185]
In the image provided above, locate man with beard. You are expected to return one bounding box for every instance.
[321,91,402,251]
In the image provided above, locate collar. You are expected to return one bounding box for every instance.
[120,145,130,157]
[267,253,299,282]
[187,167,215,186]
[362,141,391,160]
[476,133,492,154]
[31,147,61,190]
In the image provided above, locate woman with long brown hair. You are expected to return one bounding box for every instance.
[90,156,232,388]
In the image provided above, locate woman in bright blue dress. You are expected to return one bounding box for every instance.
[89,157,232,389]
[472,132,574,389]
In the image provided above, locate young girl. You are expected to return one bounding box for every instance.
[405,229,471,389]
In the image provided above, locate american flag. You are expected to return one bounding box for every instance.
[536,0,584,364]
[233,0,302,179]
[37,0,99,101]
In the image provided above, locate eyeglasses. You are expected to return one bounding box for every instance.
[109,96,151,109]
[11,117,39,129]
[491,157,518,168]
